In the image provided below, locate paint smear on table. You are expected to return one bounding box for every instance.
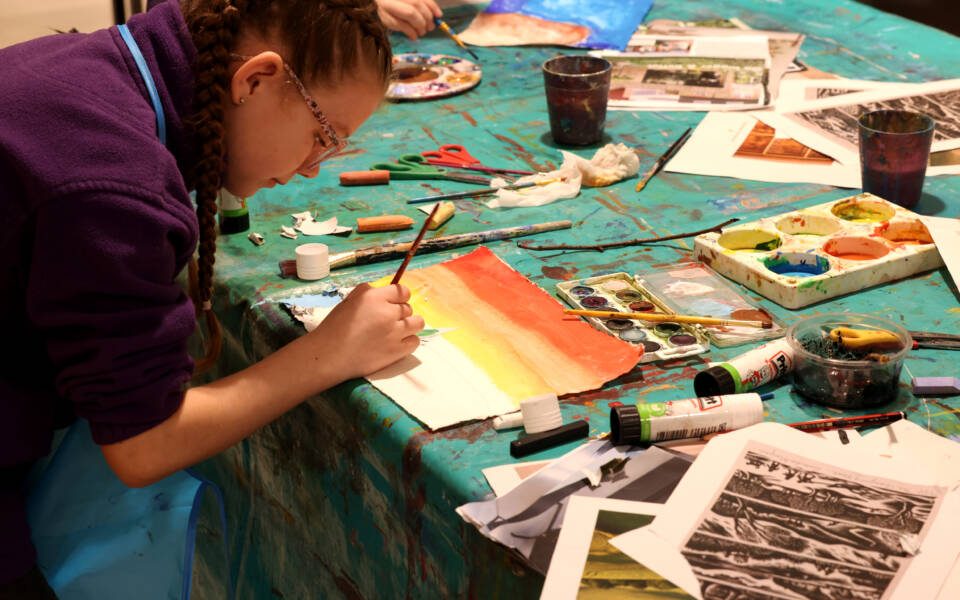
[368,247,641,429]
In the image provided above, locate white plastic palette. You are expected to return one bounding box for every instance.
[694,193,944,309]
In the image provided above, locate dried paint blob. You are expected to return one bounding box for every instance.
[614,290,644,302]
[604,319,634,331]
[570,285,596,297]
[830,198,895,223]
[628,301,656,312]
[580,296,609,308]
[668,334,698,346]
[619,328,647,342]
[603,279,631,291]
[730,308,772,323]
[387,53,481,101]
[654,322,682,336]
[640,340,662,353]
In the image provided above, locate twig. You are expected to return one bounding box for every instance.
[517,218,739,252]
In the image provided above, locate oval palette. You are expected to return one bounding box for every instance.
[387,53,482,101]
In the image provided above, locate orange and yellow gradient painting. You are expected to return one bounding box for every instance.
[369,247,641,429]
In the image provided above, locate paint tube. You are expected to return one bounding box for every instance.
[693,337,795,396]
[218,188,249,234]
[610,393,769,445]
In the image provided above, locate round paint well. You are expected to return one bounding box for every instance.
[668,334,698,346]
[830,198,895,223]
[604,319,633,331]
[762,252,831,278]
[879,220,934,244]
[603,279,630,291]
[717,229,782,252]
[640,340,662,353]
[653,322,682,336]
[580,295,609,308]
[775,214,842,236]
[570,285,595,297]
[628,301,656,312]
[619,328,647,342]
[615,290,644,302]
[822,236,890,261]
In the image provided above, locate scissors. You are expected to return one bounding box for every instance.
[421,144,534,176]
[369,154,491,185]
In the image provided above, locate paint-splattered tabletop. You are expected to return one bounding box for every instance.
[196,1,960,597]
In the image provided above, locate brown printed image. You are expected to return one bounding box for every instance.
[735,122,834,164]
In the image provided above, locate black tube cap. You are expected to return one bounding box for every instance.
[610,404,643,446]
[219,213,250,235]
[694,365,735,397]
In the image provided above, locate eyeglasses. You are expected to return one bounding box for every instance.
[230,54,347,167]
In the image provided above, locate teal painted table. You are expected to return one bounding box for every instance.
[196,1,960,597]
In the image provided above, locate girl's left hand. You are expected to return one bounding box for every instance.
[376,0,443,40]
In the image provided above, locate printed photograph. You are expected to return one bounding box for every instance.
[735,122,834,163]
[579,510,693,599]
[680,444,944,600]
[607,57,768,105]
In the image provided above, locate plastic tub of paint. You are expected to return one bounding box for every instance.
[786,313,911,408]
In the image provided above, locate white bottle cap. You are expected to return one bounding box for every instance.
[520,393,562,434]
[295,243,330,280]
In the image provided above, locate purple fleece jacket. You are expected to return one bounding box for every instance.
[0,0,198,582]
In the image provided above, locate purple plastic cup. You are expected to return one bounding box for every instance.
[542,55,612,146]
[858,110,934,209]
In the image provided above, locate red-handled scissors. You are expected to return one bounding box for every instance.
[421,144,534,176]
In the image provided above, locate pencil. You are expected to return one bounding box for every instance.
[390,203,440,285]
[635,127,692,192]
[787,411,905,433]
[563,309,772,329]
[434,18,480,61]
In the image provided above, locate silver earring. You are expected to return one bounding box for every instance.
[238,97,246,105]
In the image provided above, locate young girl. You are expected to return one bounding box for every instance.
[0,0,435,595]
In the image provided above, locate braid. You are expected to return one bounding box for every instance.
[183,0,242,373]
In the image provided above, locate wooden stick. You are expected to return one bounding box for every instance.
[563,309,772,329]
[518,218,738,251]
[390,204,440,285]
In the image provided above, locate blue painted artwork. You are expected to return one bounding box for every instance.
[482,0,653,50]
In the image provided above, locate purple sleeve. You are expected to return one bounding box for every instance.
[27,185,198,445]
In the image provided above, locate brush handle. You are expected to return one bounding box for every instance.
[564,309,771,329]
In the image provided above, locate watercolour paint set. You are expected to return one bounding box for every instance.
[693,193,945,309]
[556,273,710,362]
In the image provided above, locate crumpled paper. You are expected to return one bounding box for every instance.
[487,143,640,208]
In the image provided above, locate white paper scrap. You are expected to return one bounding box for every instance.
[920,215,960,296]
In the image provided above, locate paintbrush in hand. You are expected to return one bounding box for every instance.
[635,127,692,192]
[390,203,441,285]
[434,18,480,61]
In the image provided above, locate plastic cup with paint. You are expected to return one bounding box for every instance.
[858,110,934,209]
[295,243,330,280]
[542,55,612,146]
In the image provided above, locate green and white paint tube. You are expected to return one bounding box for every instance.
[610,393,771,445]
[693,337,795,397]
[218,188,249,234]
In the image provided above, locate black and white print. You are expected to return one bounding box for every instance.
[792,89,960,145]
[680,443,944,600]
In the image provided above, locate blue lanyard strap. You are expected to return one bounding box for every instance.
[117,23,167,146]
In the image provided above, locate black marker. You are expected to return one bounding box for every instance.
[510,420,589,458]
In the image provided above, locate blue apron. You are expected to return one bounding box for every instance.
[26,24,231,600]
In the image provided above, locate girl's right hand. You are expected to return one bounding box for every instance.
[312,283,424,379]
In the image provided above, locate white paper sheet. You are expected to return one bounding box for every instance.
[920,215,960,297]
[612,423,960,600]
[482,459,553,497]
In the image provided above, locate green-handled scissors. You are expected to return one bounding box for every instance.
[370,154,490,185]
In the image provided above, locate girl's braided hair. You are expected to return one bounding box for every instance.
[180,0,391,372]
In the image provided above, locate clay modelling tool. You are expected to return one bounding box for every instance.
[369,154,491,185]
[635,127,691,192]
[356,215,414,233]
[433,18,480,61]
[564,309,772,329]
[787,411,905,433]
[390,204,440,285]
[912,377,960,396]
[407,178,560,204]
[909,331,960,350]
[830,327,903,352]
[420,143,534,176]
[322,220,572,270]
